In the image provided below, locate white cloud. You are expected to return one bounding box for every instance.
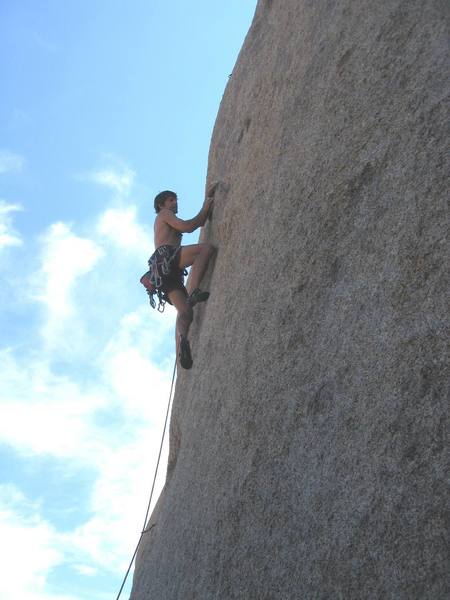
[0,486,77,600]
[89,166,135,197]
[0,305,174,460]
[0,201,23,248]
[31,222,104,346]
[97,205,150,255]
[74,564,97,576]
[0,150,24,174]
[0,351,106,459]
[35,222,104,318]
[99,307,175,417]
[0,330,174,596]
[0,307,176,576]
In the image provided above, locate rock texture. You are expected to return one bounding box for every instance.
[131,1,449,598]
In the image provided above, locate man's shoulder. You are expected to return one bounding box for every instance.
[155,209,171,223]
[157,208,175,219]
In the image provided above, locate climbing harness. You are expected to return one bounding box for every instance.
[115,358,177,600]
[140,245,186,312]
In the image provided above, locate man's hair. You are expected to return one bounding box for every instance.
[154,190,177,213]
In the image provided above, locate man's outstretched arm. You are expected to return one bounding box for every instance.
[160,198,211,233]
[161,183,217,233]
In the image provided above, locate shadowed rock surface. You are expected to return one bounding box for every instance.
[131,1,449,598]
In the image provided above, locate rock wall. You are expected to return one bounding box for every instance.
[131,1,449,598]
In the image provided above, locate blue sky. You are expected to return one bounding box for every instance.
[0,2,257,598]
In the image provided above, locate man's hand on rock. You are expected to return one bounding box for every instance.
[203,196,214,216]
[206,181,220,198]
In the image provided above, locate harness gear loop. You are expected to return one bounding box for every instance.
[140,245,183,312]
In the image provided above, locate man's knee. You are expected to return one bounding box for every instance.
[201,242,215,258]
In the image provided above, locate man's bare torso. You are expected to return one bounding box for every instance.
[154,209,182,248]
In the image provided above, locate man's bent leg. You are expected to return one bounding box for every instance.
[178,243,215,294]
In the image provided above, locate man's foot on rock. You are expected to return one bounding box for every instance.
[179,335,193,370]
[188,288,210,307]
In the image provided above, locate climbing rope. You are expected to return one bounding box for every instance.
[115,357,177,600]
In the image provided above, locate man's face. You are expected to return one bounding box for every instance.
[162,195,178,213]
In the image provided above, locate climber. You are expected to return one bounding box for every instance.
[140,184,217,369]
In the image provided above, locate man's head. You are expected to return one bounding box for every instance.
[154,190,177,214]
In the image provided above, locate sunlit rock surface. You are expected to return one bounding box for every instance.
[131,1,449,598]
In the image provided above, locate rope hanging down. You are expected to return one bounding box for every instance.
[115,358,177,600]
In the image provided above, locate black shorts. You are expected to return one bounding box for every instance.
[148,245,187,305]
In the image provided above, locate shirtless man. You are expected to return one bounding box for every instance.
[148,184,217,369]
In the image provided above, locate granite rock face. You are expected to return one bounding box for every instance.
[131,1,449,598]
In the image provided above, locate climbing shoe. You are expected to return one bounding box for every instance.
[179,336,193,370]
[187,288,210,307]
